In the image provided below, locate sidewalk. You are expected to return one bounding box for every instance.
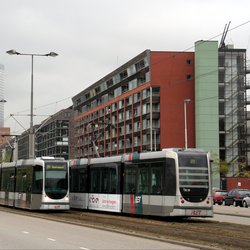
[213,204,250,217]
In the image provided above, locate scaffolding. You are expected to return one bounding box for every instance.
[219,46,247,175]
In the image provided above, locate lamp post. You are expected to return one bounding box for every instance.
[87,123,101,158]
[184,98,191,149]
[7,49,58,159]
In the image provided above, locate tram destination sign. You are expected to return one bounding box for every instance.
[46,163,67,170]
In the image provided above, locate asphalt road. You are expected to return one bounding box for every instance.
[213,204,250,218]
[209,205,250,225]
[0,211,197,250]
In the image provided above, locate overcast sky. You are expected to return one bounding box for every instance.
[1,0,250,135]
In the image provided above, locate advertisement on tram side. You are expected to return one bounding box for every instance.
[88,194,122,212]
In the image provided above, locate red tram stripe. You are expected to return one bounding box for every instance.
[130,194,135,214]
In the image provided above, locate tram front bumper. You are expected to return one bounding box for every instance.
[171,207,213,217]
[40,203,70,210]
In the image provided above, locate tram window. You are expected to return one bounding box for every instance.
[1,170,6,190]
[138,167,149,194]
[165,159,176,196]
[151,166,163,195]
[101,168,109,193]
[71,168,87,193]
[110,168,117,194]
[71,167,87,193]
[90,168,100,193]
[79,168,87,192]
[9,173,15,192]
[70,169,77,192]
[32,165,43,194]
[1,169,14,191]
[124,166,137,194]
[2,171,6,190]
[16,170,28,192]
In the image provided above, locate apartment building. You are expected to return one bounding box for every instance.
[72,42,249,188]
[36,108,74,160]
[17,108,73,160]
[72,50,195,159]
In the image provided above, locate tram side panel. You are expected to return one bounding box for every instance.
[88,162,122,213]
[14,165,33,209]
[122,157,177,216]
[69,158,123,213]
[70,162,88,209]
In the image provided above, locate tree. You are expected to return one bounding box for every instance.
[220,160,229,176]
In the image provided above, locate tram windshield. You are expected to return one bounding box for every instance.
[178,153,209,202]
[45,162,68,199]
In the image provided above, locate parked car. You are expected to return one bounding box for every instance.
[242,195,250,208]
[223,189,250,207]
[213,190,228,205]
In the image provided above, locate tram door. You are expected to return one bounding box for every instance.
[15,166,32,209]
[123,163,150,215]
[6,172,15,206]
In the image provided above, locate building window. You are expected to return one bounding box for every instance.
[125,96,132,106]
[186,59,192,65]
[114,87,122,97]
[85,92,90,100]
[118,100,124,109]
[135,60,145,71]
[219,56,225,67]
[76,98,81,105]
[219,102,224,115]
[95,86,101,94]
[137,74,146,85]
[108,91,114,100]
[120,70,128,80]
[186,74,192,80]
[122,84,128,93]
[107,78,114,88]
[219,70,225,83]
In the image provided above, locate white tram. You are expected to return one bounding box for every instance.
[0,157,70,210]
[70,149,213,217]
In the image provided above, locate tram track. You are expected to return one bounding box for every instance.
[1,206,249,250]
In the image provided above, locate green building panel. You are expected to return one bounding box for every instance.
[195,40,220,188]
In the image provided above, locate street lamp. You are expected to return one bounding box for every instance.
[184,99,191,149]
[7,49,58,159]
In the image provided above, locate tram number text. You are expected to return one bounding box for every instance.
[191,210,202,216]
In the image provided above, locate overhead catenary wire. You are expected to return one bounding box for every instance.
[5,20,250,132]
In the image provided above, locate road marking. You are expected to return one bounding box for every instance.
[80,247,90,250]
[48,238,56,242]
[22,231,30,234]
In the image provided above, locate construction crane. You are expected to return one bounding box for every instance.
[219,21,231,49]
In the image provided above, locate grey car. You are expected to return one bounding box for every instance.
[242,195,250,208]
